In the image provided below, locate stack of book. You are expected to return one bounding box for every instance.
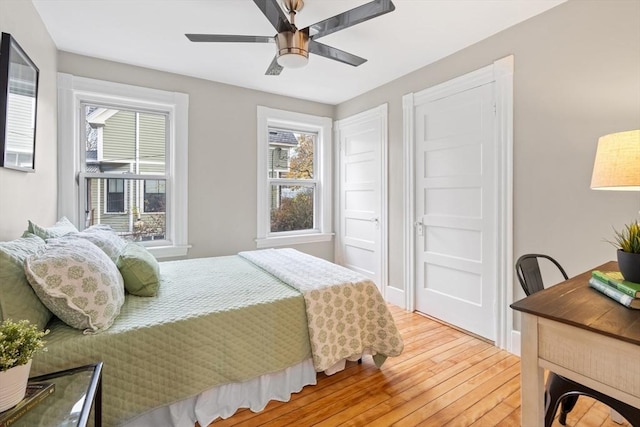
[589,270,640,309]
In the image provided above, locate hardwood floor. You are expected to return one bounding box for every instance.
[207,306,632,427]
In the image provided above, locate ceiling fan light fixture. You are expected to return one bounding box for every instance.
[275,30,309,68]
[277,52,308,68]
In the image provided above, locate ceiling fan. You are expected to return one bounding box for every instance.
[185,0,396,75]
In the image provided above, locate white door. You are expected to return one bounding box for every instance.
[414,82,497,341]
[335,105,387,292]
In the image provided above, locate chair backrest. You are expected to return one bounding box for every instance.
[515,254,569,296]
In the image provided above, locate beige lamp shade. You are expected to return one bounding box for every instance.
[590,129,640,191]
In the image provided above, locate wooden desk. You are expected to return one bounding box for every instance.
[511,261,640,426]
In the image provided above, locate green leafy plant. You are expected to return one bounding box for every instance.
[0,320,48,372]
[610,220,640,254]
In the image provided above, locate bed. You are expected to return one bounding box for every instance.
[25,248,403,426]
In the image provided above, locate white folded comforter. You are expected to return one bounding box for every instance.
[239,248,404,372]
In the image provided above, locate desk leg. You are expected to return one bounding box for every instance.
[95,375,102,427]
[521,313,545,426]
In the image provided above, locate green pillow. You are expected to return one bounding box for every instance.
[116,243,160,297]
[0,232,52,330]
[28,217,78,240]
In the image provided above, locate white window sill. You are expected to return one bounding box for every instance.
[255,233,334,248]
[147,245,191,259]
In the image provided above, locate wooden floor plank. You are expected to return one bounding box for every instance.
[443,374,521,426]
[470,388,520,427]
[207,306,632,427]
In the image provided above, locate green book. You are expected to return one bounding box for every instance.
[589,278,640,309]
[0,382,55,427]
[591,270,640,298]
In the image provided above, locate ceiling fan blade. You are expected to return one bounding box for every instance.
[265,55,284,75]
[253,0,293,33]
[309,40,366,67]
[185,34,274,43]
[306,0,395,40]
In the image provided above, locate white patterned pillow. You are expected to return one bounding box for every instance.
[56,224,126,263]
[24,238,125,334]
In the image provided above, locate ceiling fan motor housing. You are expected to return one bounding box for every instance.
[275,29,309,68]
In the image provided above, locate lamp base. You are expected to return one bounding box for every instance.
[617,249,640,283]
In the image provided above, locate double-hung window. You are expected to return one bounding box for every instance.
[256,107,332,248]
[58,74,189,258]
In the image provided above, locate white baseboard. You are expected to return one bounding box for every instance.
[385,286,406,309]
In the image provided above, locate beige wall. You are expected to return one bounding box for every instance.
[0,0,58,241]
[57,52,335,260]
[335,0,640,314]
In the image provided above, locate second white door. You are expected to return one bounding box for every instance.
[335,105,387,292]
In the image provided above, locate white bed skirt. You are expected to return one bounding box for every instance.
[124,359,317,427]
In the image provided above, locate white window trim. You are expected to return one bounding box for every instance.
[256,106,333,248]
[57,73,190,258]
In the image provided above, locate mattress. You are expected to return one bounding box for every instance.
[29,255,311,426]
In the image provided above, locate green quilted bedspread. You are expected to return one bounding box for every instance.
[30,256,311,426]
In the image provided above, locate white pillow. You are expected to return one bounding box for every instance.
[24,238,125,334]
[57,224,126,263]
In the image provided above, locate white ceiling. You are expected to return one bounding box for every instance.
[32,0,566,105]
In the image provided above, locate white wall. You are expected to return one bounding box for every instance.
[57,52,336,260]
[334,0,640,328]
[0,0,58,241]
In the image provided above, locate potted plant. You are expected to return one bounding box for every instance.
[0,319,48,412]
[611,220,640,283]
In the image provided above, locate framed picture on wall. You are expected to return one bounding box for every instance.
[0,32,39,172]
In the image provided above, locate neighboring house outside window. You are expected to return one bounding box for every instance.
[256,106,332,248]
[58,74,189,258]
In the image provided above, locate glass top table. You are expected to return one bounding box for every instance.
[12,363,102,427]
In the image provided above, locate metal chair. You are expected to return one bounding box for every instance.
[515,254,640,427]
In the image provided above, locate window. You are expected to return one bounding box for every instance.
[256,107,332,248]
[144,179,166,213]
[106,179,125,213]
[58,74,189,258]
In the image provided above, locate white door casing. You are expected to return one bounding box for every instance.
[403,56,514,350]
[335,104,388,294]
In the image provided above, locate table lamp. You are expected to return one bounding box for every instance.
[591,129,640,191]
[590,129,640,282]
